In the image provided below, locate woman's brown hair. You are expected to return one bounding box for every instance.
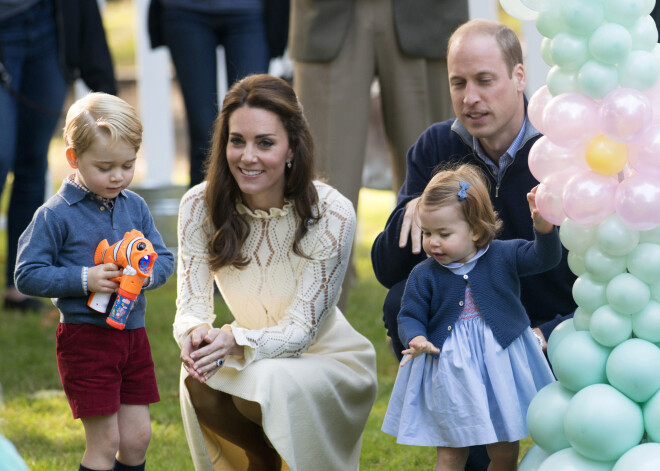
[204,74,319,270]
[418,163,502,247]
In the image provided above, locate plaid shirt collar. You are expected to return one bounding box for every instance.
[65,174,116,211]
[472,119,527,179]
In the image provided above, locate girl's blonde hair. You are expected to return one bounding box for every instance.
[419,164,502,247]
[63,92,142,155]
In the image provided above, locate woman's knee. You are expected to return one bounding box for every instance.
[185,376,224,415]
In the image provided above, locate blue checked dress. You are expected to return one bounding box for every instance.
[382,250,555,447]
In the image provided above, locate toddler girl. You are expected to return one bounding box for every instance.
[382,164,558,471]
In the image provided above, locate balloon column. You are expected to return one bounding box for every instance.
[501,0,660,469]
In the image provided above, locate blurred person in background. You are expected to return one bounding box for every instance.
[0,0,116,312]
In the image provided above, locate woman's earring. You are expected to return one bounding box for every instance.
[287,161,292,169]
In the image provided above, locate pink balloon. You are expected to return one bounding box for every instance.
[615,172,660,230]
[543,93,600,148]
[645,79,660,123]
[529,136,587,182]
[628,126,660,174]
[562,170,618,226]
[599,88,653,143]
[528,85,553,134]
[536,170,574,226]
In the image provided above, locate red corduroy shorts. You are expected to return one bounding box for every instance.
[56,323,160,419]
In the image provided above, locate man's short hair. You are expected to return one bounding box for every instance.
[447,19,523,77]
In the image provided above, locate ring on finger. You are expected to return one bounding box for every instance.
[216,359,223,368]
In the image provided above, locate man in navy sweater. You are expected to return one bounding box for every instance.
[371,20,575,468]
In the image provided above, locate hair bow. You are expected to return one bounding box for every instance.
[458,181,470,201]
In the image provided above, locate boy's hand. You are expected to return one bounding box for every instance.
[87,263,122,293]
[401,335,440,366]
[527,186,554,234]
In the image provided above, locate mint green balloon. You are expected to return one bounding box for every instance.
[527,382,574,453]
[588,23,632,65]
[584,245,627,282]
[552,331,611,391]
[564,384,644,461]
[597,214,640,257]
[640,226,660,244]
[619,50,660,91]
[606,273,650,314]
[627,243,660,284]
[632,300,660,342]
[560,218,598,253]
[652,280,660,301]
[613,443,660,471]
[629,15,659,51]
[536,7,566,38]
[518,445,550,471]
[643,389,660,441]
[577,60,619,99]
[562,0,604,35]
[573,273,608,312]
[548,318,576,364]
[572,306,592,331]
[590,304,633,347]
[568,251,586,277]
[604,0,648,27]
[538,448,615,471]
[547,66,579,96]
[551,32,590,71]
[541,37,555,67]
[606,339,660,402]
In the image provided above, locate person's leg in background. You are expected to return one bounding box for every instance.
[293,1,375,310]
[220,10,270,89]
[373,1,434,194]
[161,8,219,187]
[1,0,67,311]
[426,59,454,124]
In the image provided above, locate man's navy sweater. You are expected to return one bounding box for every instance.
[398,231,561,351]
[372,118,576,340]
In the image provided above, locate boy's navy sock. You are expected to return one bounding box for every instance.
[79,465,112,471]
[113,460,146,471]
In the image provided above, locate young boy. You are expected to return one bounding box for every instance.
[14,93,174,471]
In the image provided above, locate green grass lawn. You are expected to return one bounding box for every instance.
[0,188,534,469]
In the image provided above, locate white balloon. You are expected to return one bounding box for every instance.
[500,0,539,20]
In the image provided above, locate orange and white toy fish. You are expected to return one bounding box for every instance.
[87,229,158,329]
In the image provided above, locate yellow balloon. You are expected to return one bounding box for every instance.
[585,134,627,175]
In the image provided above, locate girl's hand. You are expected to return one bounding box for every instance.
[527,186,554,234]
[400,335,440,366]
[87,263,122,293]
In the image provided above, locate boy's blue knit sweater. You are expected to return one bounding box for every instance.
[15,178,174,329]
[398,229,561,352]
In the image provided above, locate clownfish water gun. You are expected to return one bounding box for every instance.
[87,229,158,330]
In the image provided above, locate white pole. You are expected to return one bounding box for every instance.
[133,0,175,187]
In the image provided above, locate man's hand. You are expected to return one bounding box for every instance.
[401,335,440,366]
[399,197,422,254]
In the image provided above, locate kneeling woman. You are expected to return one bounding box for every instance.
[174,74,378,471]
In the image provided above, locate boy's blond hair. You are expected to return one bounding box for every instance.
[63,92,142,155]
[418,163,503,247]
